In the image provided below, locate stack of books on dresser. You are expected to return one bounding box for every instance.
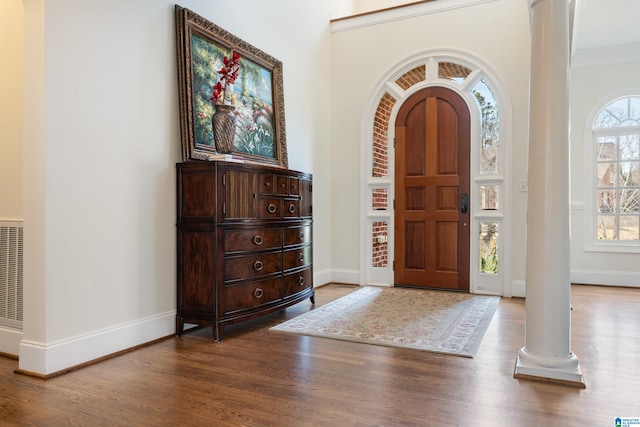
[209,153,245,163]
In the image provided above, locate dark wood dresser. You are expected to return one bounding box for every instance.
[176,160,314,341]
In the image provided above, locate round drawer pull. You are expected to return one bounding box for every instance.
[289,204,296,214]
[253,260,264,271]
[267,203,277,214]
[298,276,304,286]
[298,231,304,241]
[298,253,304,263]
[253,235,263,245]
[253,288,264,299]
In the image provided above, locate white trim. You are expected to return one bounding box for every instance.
[569,0,583,59]
[330,0,498,33]
[474,174,505,183]
[0,326,22,356]
[571,269,640,287]
[584,242,640,254]
[18,311,175,376]
[572,43,640,69]
[0,220,24,226]
[475,212,505,220]
[571,201,584,210]
[515,349,585,386]
[314,268,332,287]
[511,280,526,298]
[592,126,640,137]
[331,268,360,285]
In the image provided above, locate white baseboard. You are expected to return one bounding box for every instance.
[571,269,640,288]
[313,268,332,287]
[511,269,639,300]
[18,311,175,376]
[0,326,22,356]
[330,268,360,285]
[511,280,526,298]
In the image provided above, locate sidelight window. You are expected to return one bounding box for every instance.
[473,80,499,175]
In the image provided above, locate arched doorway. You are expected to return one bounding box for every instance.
[361,51,511,296]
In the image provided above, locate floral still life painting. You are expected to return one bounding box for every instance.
[192,34,275,158]
[175,5,288,167]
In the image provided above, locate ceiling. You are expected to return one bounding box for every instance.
[572,0,640,52]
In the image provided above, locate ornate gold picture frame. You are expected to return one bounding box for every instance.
[175,5,288,167]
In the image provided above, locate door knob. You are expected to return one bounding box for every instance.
[461,193,469,214]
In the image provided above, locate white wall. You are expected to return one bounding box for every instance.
[329,0,356,20]
[0,0,24,221]
[0,0,25,357]
[570,60,640,287]
[330,0,419,18]
[329,0,531,289]
[20,0,332,374]
[354,0,415,14]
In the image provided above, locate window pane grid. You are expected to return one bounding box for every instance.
[472,80,499,174]
[593,97,640,242]
[479,222,499,274]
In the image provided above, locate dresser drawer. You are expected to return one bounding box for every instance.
[288,177,300,196]
[283,246,312,270]
[225,251,282,281]
[283,268,312,298]
[222,278,281,314]
[284,225,311,247]
[276,175,289,195]
[259,174,275,195]
[224,228,281,253]
[259,173,301,197]
[258,198,281,219]
[283,199,300,218]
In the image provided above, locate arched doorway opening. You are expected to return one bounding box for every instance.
[360,51,512,296]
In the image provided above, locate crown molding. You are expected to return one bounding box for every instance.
[330,0,498,33]
[571,43,640,68]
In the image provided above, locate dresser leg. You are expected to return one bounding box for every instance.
[214,324,224,342]
[175,317,184,337]
[310,292,315,305]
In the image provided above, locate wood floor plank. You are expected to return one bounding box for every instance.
[1,284,639,426]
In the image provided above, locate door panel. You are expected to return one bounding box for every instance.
[394,87,470,291]
[404,221,426,270]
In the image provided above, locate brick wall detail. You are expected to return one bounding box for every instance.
[395,65,426,91]
[372,221,388,268]
[372,188,388,210]
[438,62,472,80]
[372,92,396,178]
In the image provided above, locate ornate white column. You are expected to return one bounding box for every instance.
[514,0,584,386]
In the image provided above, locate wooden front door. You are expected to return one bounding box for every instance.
[394,87,470,291]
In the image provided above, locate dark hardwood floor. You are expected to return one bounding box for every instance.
[1,284,638,426]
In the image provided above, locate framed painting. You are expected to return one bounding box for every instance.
[175,5,288,168]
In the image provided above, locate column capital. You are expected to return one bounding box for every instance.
[529,0,570,7]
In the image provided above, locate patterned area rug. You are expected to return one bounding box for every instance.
[270,286,500,357]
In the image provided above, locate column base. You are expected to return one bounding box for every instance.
[514,347,586,388]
